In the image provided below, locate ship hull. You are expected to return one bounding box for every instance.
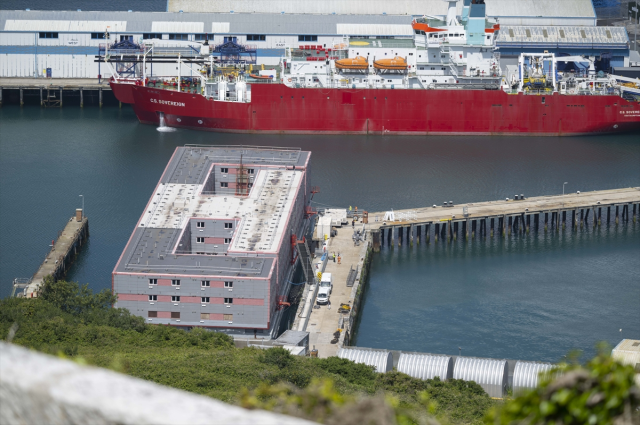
[123,83,640,136]
[110,81,136,104]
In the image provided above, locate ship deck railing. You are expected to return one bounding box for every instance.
[348,39,415,49]
[505,88,622,96]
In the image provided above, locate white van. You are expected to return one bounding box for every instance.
[317,273,333,305]
[320,273,333,290]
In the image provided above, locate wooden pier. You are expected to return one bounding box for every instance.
[0,78,112,107]
[367,187,640,250]
[13,209,89,298]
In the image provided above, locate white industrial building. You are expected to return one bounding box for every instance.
[0,10,416,77]
[167,0,598,26]
[0,2,603,78]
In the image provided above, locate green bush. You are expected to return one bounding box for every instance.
[1,279,496,424]
[316,356,378,390]
[486,346,640,425]
[261,346,294,369]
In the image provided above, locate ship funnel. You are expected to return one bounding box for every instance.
[444,0,460,26]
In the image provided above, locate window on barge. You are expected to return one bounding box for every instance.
[247,34,266,41]
[39,32,58,39]
[298,35,318,42]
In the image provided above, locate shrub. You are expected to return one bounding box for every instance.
[485,347,640,425]
[316,356,377,390]
[260,347,294,369]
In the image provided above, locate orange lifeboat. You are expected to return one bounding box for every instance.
[335,56,368,70]
[373,56,408,70]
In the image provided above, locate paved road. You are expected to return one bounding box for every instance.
[307,226,368,358]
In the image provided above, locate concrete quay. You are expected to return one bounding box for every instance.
[296,187,639,359]
[13,209,89,298]
[366,187,640,248]
[0,78,111,107]
[306,232,369,358]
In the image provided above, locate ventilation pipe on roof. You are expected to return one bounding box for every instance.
[445,0,460,27]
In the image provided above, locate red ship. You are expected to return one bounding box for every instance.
[107,0,640,136]
[117,81,640,136]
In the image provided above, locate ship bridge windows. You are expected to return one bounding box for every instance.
[298,35,318,42]
[247,34,266,41]
[39,32,58,39]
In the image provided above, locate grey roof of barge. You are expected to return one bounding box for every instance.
[114,146,310,276]
[161,145,308,185]
[0,10,413,35]
[114,227,275,277]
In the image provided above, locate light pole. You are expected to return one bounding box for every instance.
[79,195,84,219]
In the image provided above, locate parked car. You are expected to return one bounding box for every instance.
[316,287,331,305]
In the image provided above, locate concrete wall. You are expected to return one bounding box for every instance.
[0,342,314,425]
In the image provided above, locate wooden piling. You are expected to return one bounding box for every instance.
[372,230,381,253]
[80,87,83,108]
[411,224,417,246]
[19,87,23,106]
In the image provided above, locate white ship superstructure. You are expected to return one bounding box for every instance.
[282,0,502,90]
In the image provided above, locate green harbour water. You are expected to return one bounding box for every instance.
[1,105,638,362]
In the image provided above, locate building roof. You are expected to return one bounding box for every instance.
[0,10,413,35]
[397,353,453,381]
[114,146,310,278]
[167,0,459,15]
[452,356,508,398]
[512,361,554,396]
[167,0,596,20]
[612,339,640,366]
[485,0,595,19]
[167,0,596,19]
[496,25,629,48]
[337,348,394,373]
[1,1,598,36]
